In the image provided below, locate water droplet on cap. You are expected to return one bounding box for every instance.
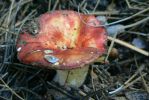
[44,55,59,64]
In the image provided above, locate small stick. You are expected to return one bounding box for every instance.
[48,0,51,11]
[78,90,95,100]
[134,57,149,93]
[88,11,119,15]
[91,67,100,100]
[52,0,59,11]
[109,66,146,95]
[108,36,149,56]
[124,73,147,89]
[105,32,118,62]
[80,0,86,8]
[92,0,100,12]
[0,77,24,100]
[47,82,77,99]
[0,27,17,35]
[125,0,132,8]
[88,7,149,26]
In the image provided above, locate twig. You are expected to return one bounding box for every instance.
[91,67,100,100]
[105,31,118,62]
[134,57,149,93]
[124,73,147,89]
[125,31,149,37]
[125,0,132,8]
[109,73,147,95]
[78,4,149,27]
[48,0,51,11]
[5,0,15,27]
[80,0,86,8]
[124,16,149,29]
[107,36,149,56]
[92,0,100,12]
[47,81,78,99]
[52,0,59,11]
[109,66,146,95]
[78,90,95,100]
[16,9,37,41]
[108,56,142,66]
[0,27,17,35]
[0,77,24,100]
[124,65,145,85]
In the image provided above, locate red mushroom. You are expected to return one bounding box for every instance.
[17,10,107,88]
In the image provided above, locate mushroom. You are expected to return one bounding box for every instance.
[17,10,107,88]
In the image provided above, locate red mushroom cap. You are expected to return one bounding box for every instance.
[17,10,107,69]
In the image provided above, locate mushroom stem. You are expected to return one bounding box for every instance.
[53,65,89,88]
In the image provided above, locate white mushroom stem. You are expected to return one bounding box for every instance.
[53,65,89,88]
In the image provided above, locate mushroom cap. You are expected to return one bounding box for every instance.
[17,10,107,69]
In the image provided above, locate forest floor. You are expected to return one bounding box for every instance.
[0,0,149,100]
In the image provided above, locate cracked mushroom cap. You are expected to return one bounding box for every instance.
[17,10,107,69]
